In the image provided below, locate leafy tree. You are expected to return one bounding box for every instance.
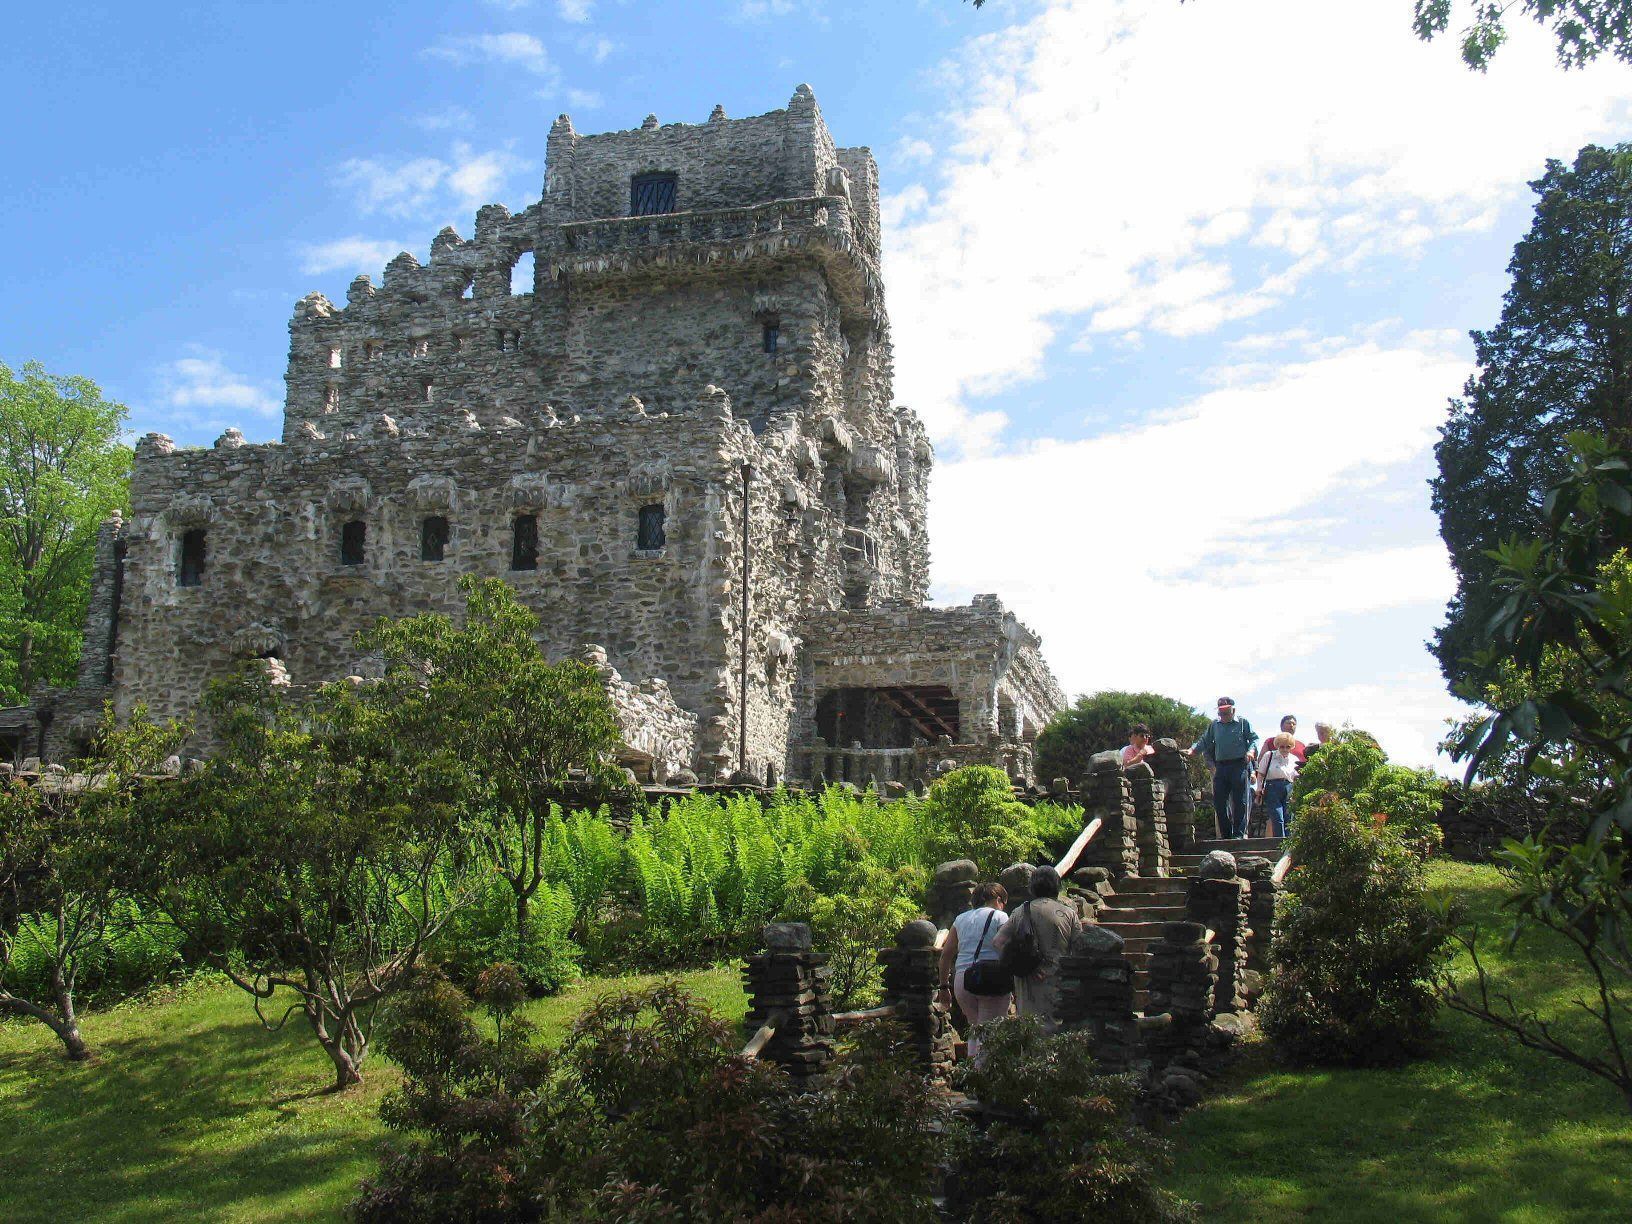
[1260,795,1450,1066]
[1432,144,1632,690]
[131,667,475,1089]
[1413,0,1632,70]
[781,856,926,1007]
[357,577,630,970]
[0,705,181,1060]
[1354,764,1448,855]
[922,765,1042,876]
[0,362,131,705]
[1034,691,1208,787]
[1292,728,1387,810]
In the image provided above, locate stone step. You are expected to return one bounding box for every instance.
[1098,921,1170,939]
[1194,838,1285,854]
[1110,877,1190,894]
[1099,903,1188,920]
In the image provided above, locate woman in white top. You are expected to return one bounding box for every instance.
[937,882,1011,1066]
[1254,731,1300,838]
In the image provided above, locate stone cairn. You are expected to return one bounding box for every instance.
[1056,924,1140,1073]
[1186,852,1251,1014]
[1237,855,1279,1006]
[1127,762,1170,877]
[1151,738,1202,851]
[877,918,957,1087]
[1143,919,1217,1103]
[741,922,835,1086]
[1083,751,1140,878]
[928,859,978,929]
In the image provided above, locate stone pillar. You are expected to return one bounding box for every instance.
[877,918,956,1087]
[1151,739,1201,851]
[1056,925,1140,1073]
[1144,918,1217,1068]
[741,923,835,1086]
[1186,853,1251,1015]
[928,859,977,929]
[1238,856,1278,1006]
[1084,751,1139,879]
[1128,762,1170,877]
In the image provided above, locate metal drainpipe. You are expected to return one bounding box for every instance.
[739,462,754,776]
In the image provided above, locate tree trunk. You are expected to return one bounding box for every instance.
[303,996,367,1091]
[0,994,92,1062]
[515,889,530,962]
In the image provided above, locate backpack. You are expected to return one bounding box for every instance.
[998,901,1044,979]
[961,910,1014,996]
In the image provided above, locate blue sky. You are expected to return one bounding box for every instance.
[5,1,1631,765]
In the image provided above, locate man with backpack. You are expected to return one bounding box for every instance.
[1193,696,1258,840]
[994,866,1080,1032]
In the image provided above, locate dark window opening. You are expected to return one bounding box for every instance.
[762,321,780,355]
[767,653,779,687]
[637,503,666,550]
[421,516,449,562]
[340,520,366,566]
[630,172,678,216]
[177,528,206,587]
[511,514,539,571]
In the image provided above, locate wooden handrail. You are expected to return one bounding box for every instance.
[1271,853,1293,884]
[1055,815,1104,878]
[831,1004,895,1024]
[741,1009,786,1060]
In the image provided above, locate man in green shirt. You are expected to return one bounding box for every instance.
[1193,697,1257,839]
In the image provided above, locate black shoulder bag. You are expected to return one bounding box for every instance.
[962,910,1014,996]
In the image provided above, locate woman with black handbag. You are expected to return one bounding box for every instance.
[937,882,1013,1066]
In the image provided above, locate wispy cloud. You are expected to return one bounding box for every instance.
[557,0,593,22]
[335,144,523,219]
[297,236,405,277]
[423,31,552,74]
[566,87,603,109]
[577,33,615,63]
[158,348,281,426]
[412,105,474,132]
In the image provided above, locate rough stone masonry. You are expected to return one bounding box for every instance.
[2,88,1065,783]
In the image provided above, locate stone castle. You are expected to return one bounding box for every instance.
[2,87,1065,786]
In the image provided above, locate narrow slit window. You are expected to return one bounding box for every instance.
[630,172,678,216]
[511,513,539,571]
[637,503,666,551]
[340,520,366,566]
[177,529,206,587]
[762,321,780,355]
[420,516,448,562]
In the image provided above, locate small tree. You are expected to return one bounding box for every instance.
[1260,796,1450,1066]
[0,706,181,1060]
[781,857,925,1008]
[358,577,630,974]
[1292,728,1387,810]
[1035,691,1208,788]
[132,667,475,1090]
[922,765,1042,877]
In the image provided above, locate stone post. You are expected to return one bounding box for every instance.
[1056,925,1140,1073]
[1186,852,1251,1015]
[1144,919,1217,1092]
[1084,751,1139,878]
[741,922,835,1086]
[1237,855,1278,1005]
[1151,738,1201,851]
[1127,762,1170,877]
[928,859,978,929]
[877,918,956,1087]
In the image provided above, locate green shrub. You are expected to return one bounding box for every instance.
[432,873,581,995]
[922,766,1042,876]
[948,1016,1195,1221]
[5,897,184,1007]
[1354,764,1447,855]
[1035,691,1209,789]
[1293,729,1387,810]
[1260,795,1450,1066]
[781,857,925,1007]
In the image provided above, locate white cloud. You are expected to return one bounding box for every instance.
[577,33,615,63]
[737,0,828,22]
[413,105,474,132]
[424,32,552,74]
[557,0,593,21]
[335,145,523,218]
[566,87,604,109]
[158,349,281,425]
[887,0,1632,456]
[297,236,405,277]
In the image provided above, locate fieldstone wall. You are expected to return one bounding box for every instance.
[1056,924,1140,1073]
[1128,763,1170,876]
[1187,854,1251,1015]
[1082,752,1140,878]
[742,922,835,1086]
[877,918,956,1087]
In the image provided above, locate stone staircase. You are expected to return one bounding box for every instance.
[1095,836,1283,1012]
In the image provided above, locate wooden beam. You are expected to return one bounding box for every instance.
[875,687,944,741]
[741,1009,786,1060]
[889,686,958,739]
[1055,816,1103,878]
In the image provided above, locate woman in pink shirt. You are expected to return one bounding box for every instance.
[1121,723,1155,769]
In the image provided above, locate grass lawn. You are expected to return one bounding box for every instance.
[1165,860,1632,1222]
[0,965,748,1224]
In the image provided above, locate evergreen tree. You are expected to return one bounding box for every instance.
[1432,143,1632,691]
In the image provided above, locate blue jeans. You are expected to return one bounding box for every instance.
[1212,758,1252,839]
[1263,778,1292,838]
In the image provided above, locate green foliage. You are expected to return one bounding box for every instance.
[782,858,926,1008]
[948,1017,1195,1221]
[1413,0,1632,70]
[1354,764,1448,855]
[3,897,183,1007]
[1035,691,1208,787]
[922,765,1042,876]
[1292,729,1387,811]
[355,980,949,1221]
[0,361,132,706]
[433,871,581,996]
[1432,144,1632,688]
[1261,796,1450,1066]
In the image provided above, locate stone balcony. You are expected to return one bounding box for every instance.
[541,195,881,318]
